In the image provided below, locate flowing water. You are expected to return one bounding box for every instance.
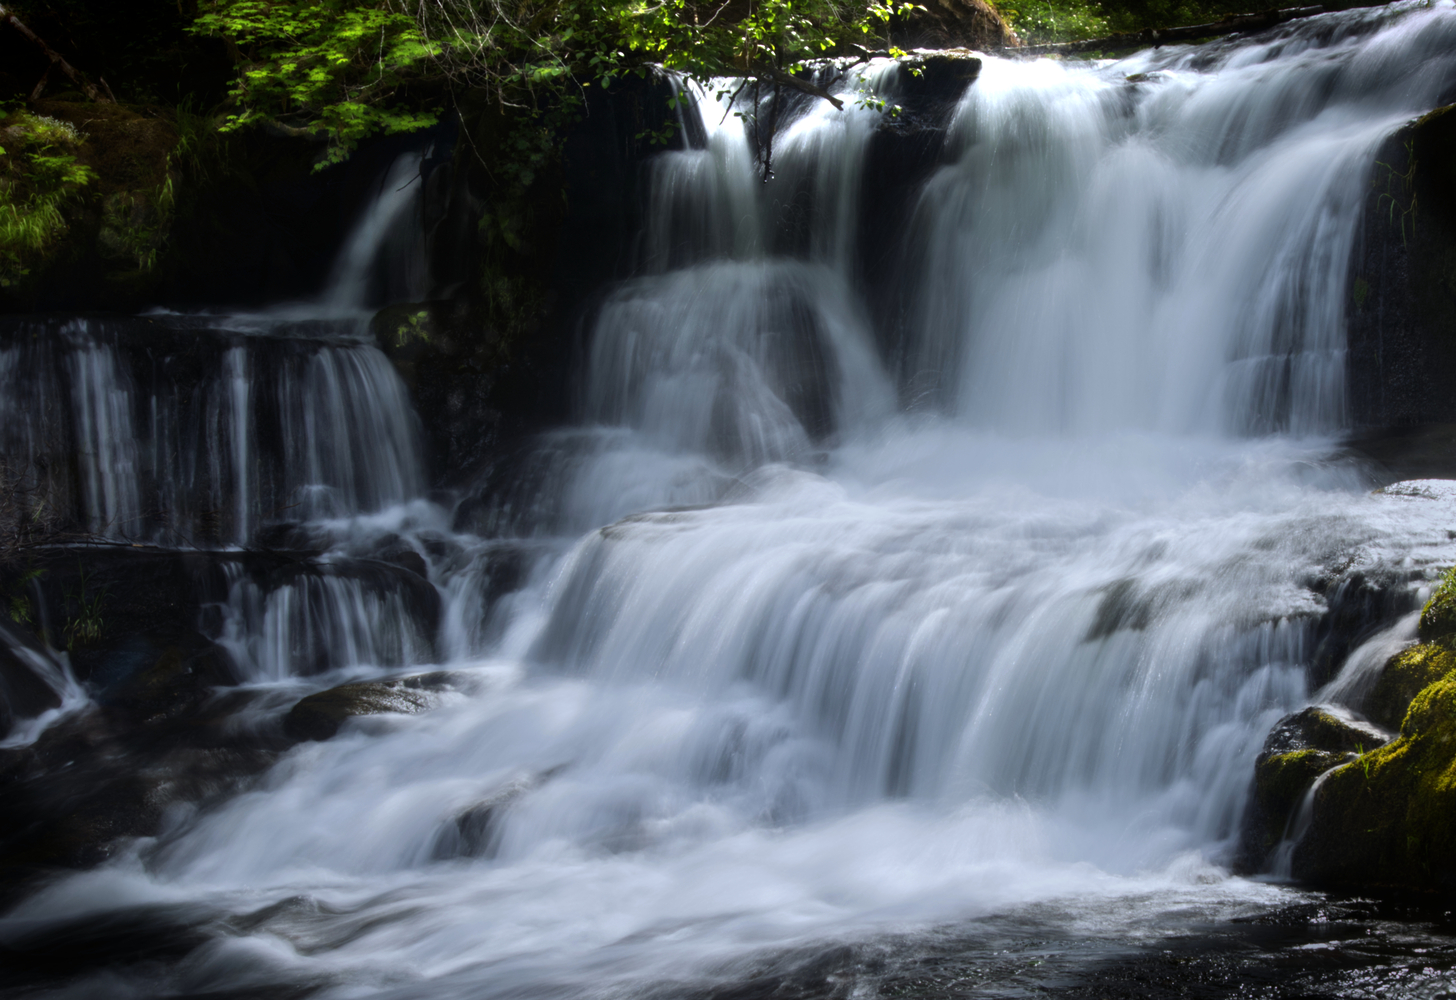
[6,4,1456,997]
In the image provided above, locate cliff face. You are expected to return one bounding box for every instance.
[1346,104,1456,430]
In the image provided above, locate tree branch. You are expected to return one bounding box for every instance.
[721,62,845,110]
[0,2,114,103]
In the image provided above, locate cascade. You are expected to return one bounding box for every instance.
[7,4,1456,997]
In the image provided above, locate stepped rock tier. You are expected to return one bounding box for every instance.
[6,3,1456,996]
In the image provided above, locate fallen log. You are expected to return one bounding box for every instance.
[0,3,114,102]
[1021,0,1393,56]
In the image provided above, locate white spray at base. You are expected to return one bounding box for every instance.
[8,5,1456,997]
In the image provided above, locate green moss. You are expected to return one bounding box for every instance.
[999,0,1110,43]
[1417,566,1456,643]
[1255,748,1344,838]
[0,106,97,287]
[1299,667,1456,887]
[1369,643,1456,730]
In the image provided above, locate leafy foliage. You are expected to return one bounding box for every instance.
[191,1,441,168]
[0,105,96,286]
[1001,0,1280,43]
[997,0,1108,42]
[190,0,911,171]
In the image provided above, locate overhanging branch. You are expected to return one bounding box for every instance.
[0,2,114,102]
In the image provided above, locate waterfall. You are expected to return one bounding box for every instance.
[323,149,429,311]
[8,5,1456,998]
[0,319,424,546]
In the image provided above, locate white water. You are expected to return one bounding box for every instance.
[8,4,1456,997]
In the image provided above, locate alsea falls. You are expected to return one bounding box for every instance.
[3,2,1456,997]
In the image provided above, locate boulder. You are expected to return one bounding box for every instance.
[1295,673,1456,888]
[1260,569,1456,888]
[282,671,463,742]
[1241,706,1392,867]
[1367,641,1456,729]
[0,645,278,890]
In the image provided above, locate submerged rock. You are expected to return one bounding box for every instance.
[282,671,463,742]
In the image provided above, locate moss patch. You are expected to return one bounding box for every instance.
[0,98,177,305]
[0,106,96,288]
[1255,748,1345,838]
[1369,643,1456,730]
[1293,567,1456,888]
[1418,567,1456,643]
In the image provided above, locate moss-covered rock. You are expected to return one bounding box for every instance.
[1368,642,1456,730]
[1295,674,1456,888]
[1417,569,1456,643]
[1280,567,1456,889]
[1241,706,1391,866]
[1254,749,1346,834]
[282,671,462,742]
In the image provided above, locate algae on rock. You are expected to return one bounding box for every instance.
[1279,569,1456,889]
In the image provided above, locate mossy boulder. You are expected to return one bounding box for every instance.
[1368,642,1456,729]
[1418,570,1456,643]
[1279,568,1456,888]
[282,671,462,742]
[1295,673,1456,888]
[1242,706,1391,865]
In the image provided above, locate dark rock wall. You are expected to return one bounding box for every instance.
[1346,105,1456,429]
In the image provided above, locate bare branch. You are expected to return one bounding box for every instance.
[0,3,115,103]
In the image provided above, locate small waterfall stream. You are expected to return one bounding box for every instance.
[5,4,1456,997]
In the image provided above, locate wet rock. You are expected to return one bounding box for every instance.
[283,671,462,742]
[899,52,983,95]
[1346,103,1456,429]
[1240,706,1392,870]
[1368,642,1456,729]
[372,300,512,487]
[0,622,64,740]
[1261,706,1390,759]
[1274,572,1456,888]
[0,644,281,891]
[105,642,240,728]
[1304,567,1421,690]
[430,767,565,860]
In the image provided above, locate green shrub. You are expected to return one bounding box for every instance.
[0,106,97,287]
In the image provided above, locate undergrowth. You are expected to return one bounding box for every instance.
[0,103,96,287]
[1001,0,1281,44]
